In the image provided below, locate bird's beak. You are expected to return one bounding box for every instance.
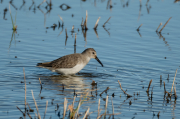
[95,56,103,67]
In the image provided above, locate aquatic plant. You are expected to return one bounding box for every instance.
[9,4,17,31]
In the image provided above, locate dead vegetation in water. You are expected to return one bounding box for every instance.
[9,3,17,31]
[16,65,179,119]
[118,80,132,98]
[164,69,178,100]
[17,68,121,119]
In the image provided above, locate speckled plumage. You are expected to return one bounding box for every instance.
[37,48,103,75]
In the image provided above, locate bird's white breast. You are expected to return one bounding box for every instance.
[53,63,86,75]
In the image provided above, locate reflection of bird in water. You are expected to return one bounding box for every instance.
[43,75,97,96]
[37,48,103,75]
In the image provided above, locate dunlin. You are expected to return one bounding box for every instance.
[37,48,103,75]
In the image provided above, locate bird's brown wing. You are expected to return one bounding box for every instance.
[37,54,81,69]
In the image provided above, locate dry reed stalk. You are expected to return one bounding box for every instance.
[27,103,34,112]
[75,97,82,118]
[58,15,64,25]
[83,10,88,30]
[27,113,32,119]
[100,87,110,96]
[105,96,108,109]
[58,28,63,36]
[94,17,101,29]
[156,23,162,32]
[43,100,48,119]
[38,0,46,7]
[83,108,90,119]
[39,78,42,89]
[159,17,172,33]
[103,17,111,27]
[171,69,178,94]
[97,110,102,119]
[157,111,160,118]
[97,98,100,117]
[104,95,108,116]
[23,68,26,112]
[85,10,88,29]
[72,25,74,31]
[146,79,153,92]
[165,91,172,97]
[87,110,97,117]
[63,98,68,119]
[137,24,143,31]
[118,80,132,97]
[72,96,76,108]
[65,28,68,38]
[111,97,114,114]
[31,90,41,119]
[16,106,25,116]
[35,113,38,117]
[27,103,31,110]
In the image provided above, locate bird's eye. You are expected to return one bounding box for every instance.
[92,52,95,54]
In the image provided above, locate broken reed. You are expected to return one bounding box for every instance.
[104,95,108,116]
[82,10,88,30]
[94,17,101,30]
[43,101,48,119]
[18,68,122,119]
[63,98,68,119]
[39,78,42,89]
[16,69,50,119]
[83,108,89,119]
[58,15,64,26]
[67,91,121,119]
[159,17,172,33]
[164,69,178,99]
[111,96,114,115]
[156,23,162,32]
[171,69,178,94]
[97,96,121,119]
[38,0,46,8]
[146,79,153,92]
[103,16,111,27]
[137,24,143,31]
[31,90,41,119]
[97,98,101,117]
[118,80,132,97]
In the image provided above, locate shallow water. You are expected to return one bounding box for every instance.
[0,0,180,118]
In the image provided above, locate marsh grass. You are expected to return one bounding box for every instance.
[17,69,121,119]
[9,4,17,31]
[68,92,89,119]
